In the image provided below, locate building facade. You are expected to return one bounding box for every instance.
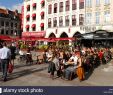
[0,8,21,37]
[22,0,46,38]
[23,0,113,43]
[85,0,113,33]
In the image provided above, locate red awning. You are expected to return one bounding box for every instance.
[40,0,44,4]
[31,24,36,28]
[26,5,30,8]
[26,25,29,28]
[40,11,44,16]
[32,3,36,7]
[32,13,36,17]
[0,35,11,40]
[26,15,30,18]
[40,23,44,27]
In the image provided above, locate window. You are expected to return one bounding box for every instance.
[96,0,100,6]
[65,15,69,26]
[95,12,100,24]
[79,14,84,25]
[1,29,4,34]
[41,27,44,31]
[59,2,63,12]
[41,1,45,8]
[15,23,17,28]
[11,30,13,34]
[104,0,110,5]
[1,21,4,26]
[33,16,36,21]
[27,5,30,11]
[33,3,36,10]
[48,4,52,14]
[79,0,84,9]
[40,23,44,30]
[48,18,51,28]
[66,0,70,11]
[32,26,36,31]
[15,30,17,35]
[6,30,8,35]
[72,0,76,10]
[32,14,36,21]
[11,22,13,27]
[104,10,110,23]
[26,16,30,21]
[54,3,57,13]
[59,16,63,26]
[6,22,9,27]
[26,27,29,31]
[86,13,92,24]
[41,15,44,19]
[53,17,57,27]
[72,15,76,26]
[86,0,92,8]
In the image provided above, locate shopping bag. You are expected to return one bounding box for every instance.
[8,63,14,73]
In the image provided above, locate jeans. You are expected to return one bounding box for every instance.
[1,59,9,79]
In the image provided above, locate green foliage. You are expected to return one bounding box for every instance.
[20,43,28,49]
[38,45,48,50]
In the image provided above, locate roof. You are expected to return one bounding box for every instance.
[0,8,7,14]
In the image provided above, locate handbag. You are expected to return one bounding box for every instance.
[8,63,14,73]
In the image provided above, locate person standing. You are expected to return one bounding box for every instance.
[9,43,16,65]
[0,42,11,81]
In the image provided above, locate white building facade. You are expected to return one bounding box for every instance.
[22,0,113,43]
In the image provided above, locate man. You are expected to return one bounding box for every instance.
[63,51,79,80]
[0,42,11,81]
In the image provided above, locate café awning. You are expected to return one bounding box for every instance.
[26,25,29,28]
[32,13,36,17]
[26,15,30,18]
[40,0,44,4]
[40,23,44,27]
[0,35,11,40]
[32,3,36,7]
[81,30,113,40]
[40,11,44,16]
[31,24,36,28]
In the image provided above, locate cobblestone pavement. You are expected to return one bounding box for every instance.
[0,52,113,86]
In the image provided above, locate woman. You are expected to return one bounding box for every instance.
[9,43,16,65]
[48,52,60,79]
[76,52,85,81]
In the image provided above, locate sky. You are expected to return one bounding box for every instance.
[0,0,23,13]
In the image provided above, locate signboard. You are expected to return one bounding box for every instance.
[22,32,46,37]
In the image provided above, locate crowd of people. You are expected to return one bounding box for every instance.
[0,41,113,82]
[46,46,113,81]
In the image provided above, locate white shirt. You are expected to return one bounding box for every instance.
[0,46,11,59]
[19,50,24,55]
[70,55,78,65]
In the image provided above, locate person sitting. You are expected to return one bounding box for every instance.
[19,49,25,61]
[63,51,78,80]
[26,49,33,64]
